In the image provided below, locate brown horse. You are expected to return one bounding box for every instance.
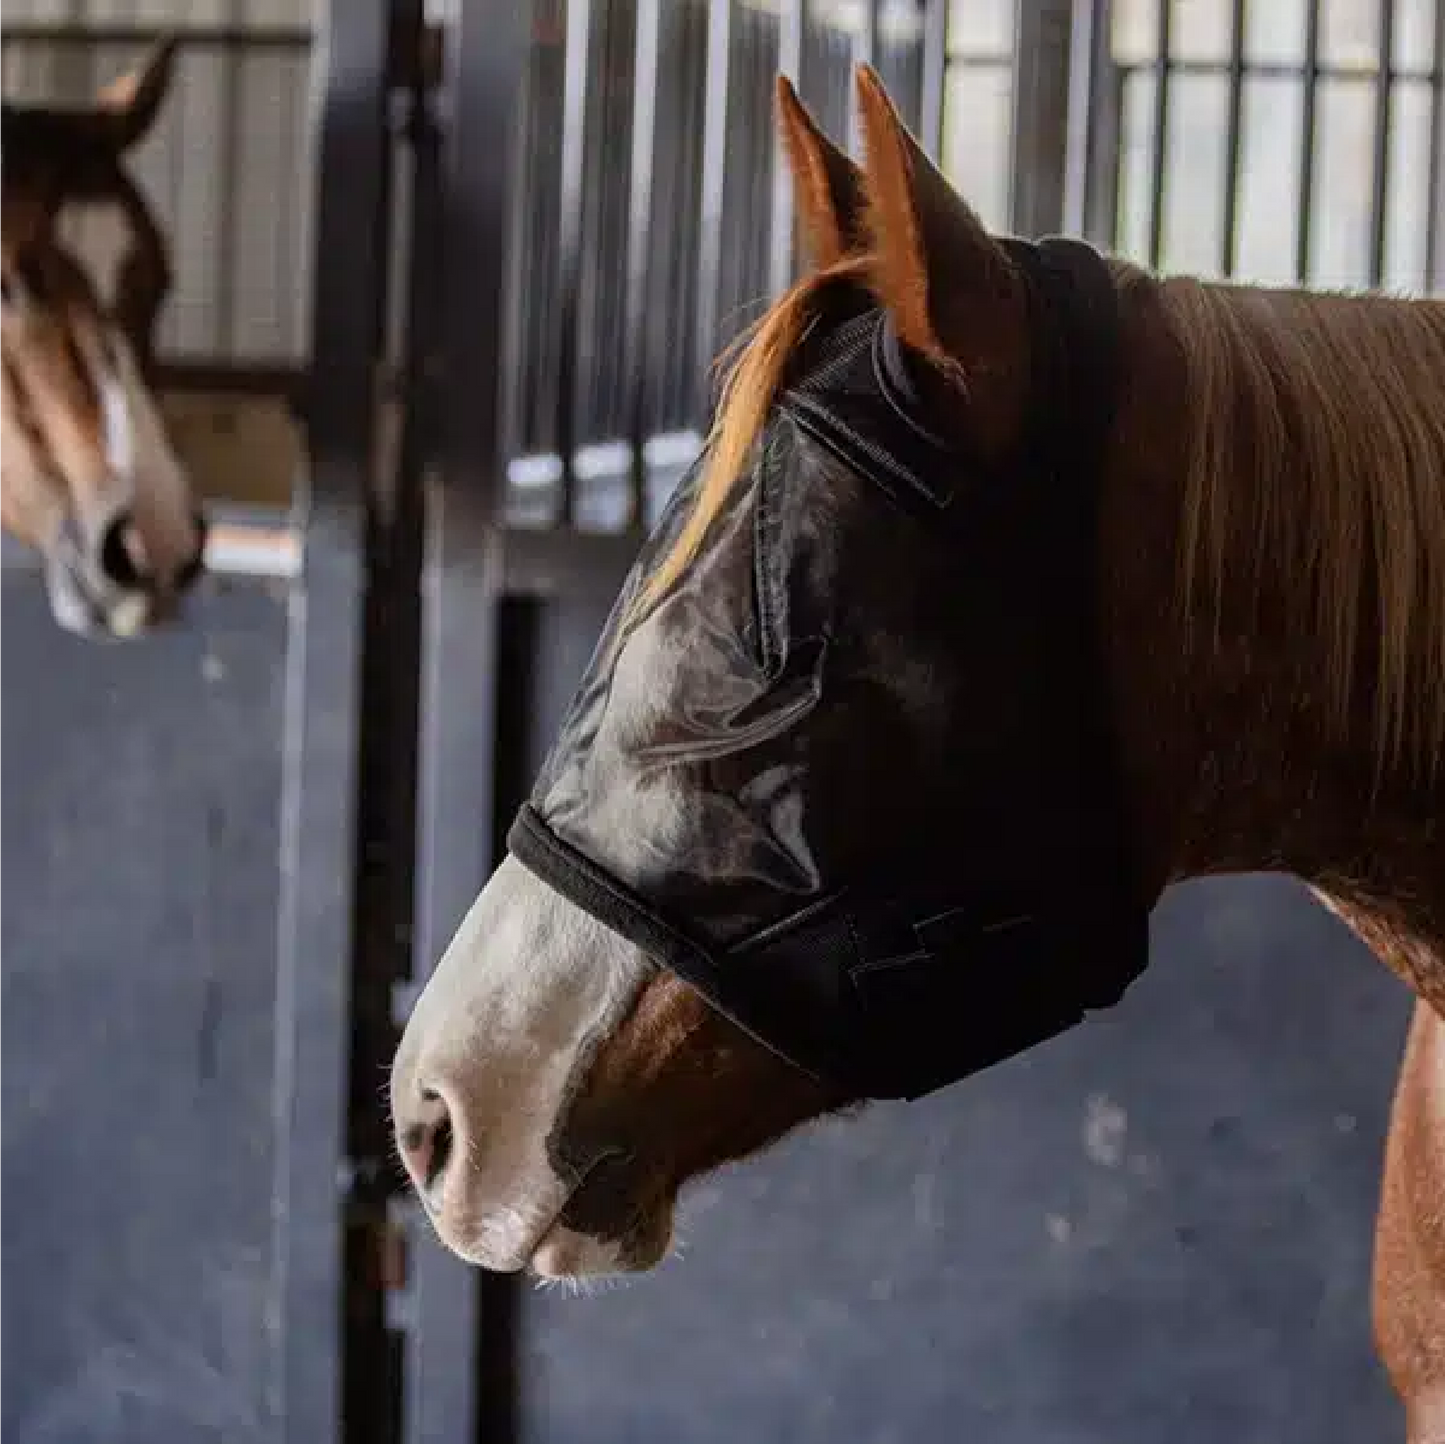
[2,38,206,638]
[392,68,1445,1435]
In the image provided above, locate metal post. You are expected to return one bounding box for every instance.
[1146,0,1173,269]
[695,0,734,410]
[1427,0,1443,293]
[1368,0,1400,286]
[554,0,594,525]
[403,0,529,1439]
[272,2,390,1442]
[1219,0,1247,276]
[1011,0,1077,238]
[1295,0,1323,282]
[623,0,663,527]
[1062,0,1120,246]
[768,0,806,299]
[919,0,949,163]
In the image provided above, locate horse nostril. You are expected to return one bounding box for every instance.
[97,510,147,589]
[401,1087,454,1194]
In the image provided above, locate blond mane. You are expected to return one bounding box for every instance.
[1161,278,1445,773]
[634,255,874,617]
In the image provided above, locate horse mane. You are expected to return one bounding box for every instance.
[1161,278,1445,772]
[635,254,874,617]
[637,243,1445,777]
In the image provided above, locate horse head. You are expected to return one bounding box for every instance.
[2,38,206,639]
[392,67,1151,1276]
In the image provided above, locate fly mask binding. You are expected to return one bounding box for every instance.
[508,235,1149,1103]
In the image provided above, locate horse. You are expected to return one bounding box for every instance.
[2,38,206,639]
[391,67,1445,1436]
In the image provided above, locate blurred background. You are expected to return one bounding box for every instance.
[1,1,1439,1441]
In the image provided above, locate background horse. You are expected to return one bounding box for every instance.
[392,67,1445,1437]
[2,38,206,639]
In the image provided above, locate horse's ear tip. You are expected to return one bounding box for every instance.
[150,35,180,72]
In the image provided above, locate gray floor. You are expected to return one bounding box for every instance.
[3,572,289,1444]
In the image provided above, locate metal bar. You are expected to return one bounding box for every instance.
[1426,1,1444,291]
[1296,0,1324,280]
[1011,0,1076,237]
[277,47,302,364]
[0,24,312,49]
[768,0,806,298]
[270,2,390,1441]
[1368,0,1400,286]
[553,0,595,526]
[214,2,245,358]
[403,0,530,1435]
[1063,0,1120,247]
[695,0,734,414]
[847,0,881,155]
[623,0,663,529]
[1109,56,1435,81]
[1219,0,1247,276]
[919,0,948,161]
[859,0,880,69]
[1147,0,1174,269]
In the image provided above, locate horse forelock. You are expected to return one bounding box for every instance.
[632,253,875,622]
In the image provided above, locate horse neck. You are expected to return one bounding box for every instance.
[1097,270,1445,1009]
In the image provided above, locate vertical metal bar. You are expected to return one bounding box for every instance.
[275,48,299,362]
[1296,0,1323,281]
[1063,0,1119,242]
[1219,0,1247,276]
[623,0,662,527]
[1426,0,1444,291]
[860,0,881,68]
[404,1,528,1441]
[768,0,806,298]
[695,0,733,416]
[1011,0,1076,237]
[919,0,948,162]
[848,0,882,154]
[272,1,390,1441]
[1147,0,1174,269]
[1368,0,1399,286]
[496,20,533,480]
[554,0,593,525]
[215,5,245,357]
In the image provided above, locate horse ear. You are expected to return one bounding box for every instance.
[95,36,177,151]
[852,64,1016,370]
[775,76,867,270]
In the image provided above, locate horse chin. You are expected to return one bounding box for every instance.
[529,1199,675,1280]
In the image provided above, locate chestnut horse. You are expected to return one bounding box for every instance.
[2,39,206,638]
[394,69,1445,1435]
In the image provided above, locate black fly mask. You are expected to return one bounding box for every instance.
[508,237,1150,1103]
